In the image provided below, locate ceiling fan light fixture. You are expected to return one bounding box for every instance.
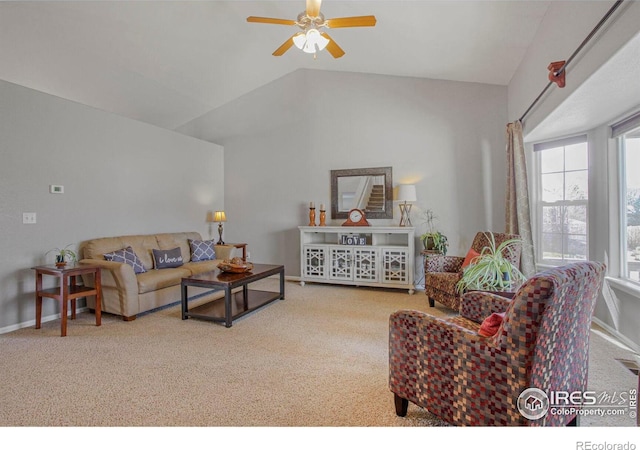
[314,31,330,52]
[293,32,306,50]
[301,28,329,53]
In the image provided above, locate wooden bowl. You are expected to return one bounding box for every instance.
[217,262,254,273]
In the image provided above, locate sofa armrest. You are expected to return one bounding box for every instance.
[425,255,464,273]
[459,291,511,323]
[79,258,138,297]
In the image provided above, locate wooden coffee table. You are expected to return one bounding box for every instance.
[181,263,284,328]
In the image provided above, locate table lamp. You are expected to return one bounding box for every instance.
[214,211,226,244]
[397,185,417,227]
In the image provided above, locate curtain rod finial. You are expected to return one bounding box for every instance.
[548,61,566,88]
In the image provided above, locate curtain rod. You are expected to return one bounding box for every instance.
[519,0,625,123]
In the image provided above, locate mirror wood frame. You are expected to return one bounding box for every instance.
[330,167,393,220]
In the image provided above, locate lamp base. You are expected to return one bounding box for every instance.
[217,223,225,245]
[399,203,413,227]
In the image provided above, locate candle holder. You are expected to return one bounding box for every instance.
[319,209,326,226]
[309,207,316,226]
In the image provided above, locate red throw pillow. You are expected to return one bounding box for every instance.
[479,312,506,337]
[462,248,480,268]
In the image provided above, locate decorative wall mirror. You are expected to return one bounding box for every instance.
[331,167,393,219]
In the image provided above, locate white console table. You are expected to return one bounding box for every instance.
[298,226,415,294]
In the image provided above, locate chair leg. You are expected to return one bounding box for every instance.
[428,297,435,307]
[394,393,408,417]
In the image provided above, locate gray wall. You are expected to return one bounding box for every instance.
[178,69,508,282]
[0,80,224,332]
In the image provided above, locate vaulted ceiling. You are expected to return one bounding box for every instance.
[0,1,554,130]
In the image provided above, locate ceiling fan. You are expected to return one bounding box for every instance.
[247,0,377,58]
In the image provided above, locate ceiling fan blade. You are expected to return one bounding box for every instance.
[273,36,295,56]
[325,16,377,28]
[320,32,345,59]
[306,0,322,17]
[247,16,297,26]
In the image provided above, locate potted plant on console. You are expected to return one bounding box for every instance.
[419,209,449,255]
[456,232,525,293]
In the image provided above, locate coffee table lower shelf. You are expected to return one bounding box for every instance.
[181,263,285,328]
[183,289,281,326]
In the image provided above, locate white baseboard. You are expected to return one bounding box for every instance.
[592,317,640,354]
[0,307,90,335]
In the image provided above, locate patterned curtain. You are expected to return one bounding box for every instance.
[506,120,536,276]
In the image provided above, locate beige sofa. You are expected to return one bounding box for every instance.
[79,231,233,321]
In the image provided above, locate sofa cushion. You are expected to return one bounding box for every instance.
[189,239,216,262]
[104,246,147,274]
[136,267,192,294]
[184,260,221,275]
[156,232,201,264]
[152,247,184,269]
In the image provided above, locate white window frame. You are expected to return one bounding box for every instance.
[533,134,589,267]
[612,111,640,285]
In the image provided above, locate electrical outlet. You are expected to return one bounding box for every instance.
[247,251,251,259]
[50,185,64,194]
[23,212,36,224]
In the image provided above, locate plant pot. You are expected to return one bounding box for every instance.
[422,236,435,250]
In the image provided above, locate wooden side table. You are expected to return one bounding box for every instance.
[227,243,248,261]
[31,263,102,337]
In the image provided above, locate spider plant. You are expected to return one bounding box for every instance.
[456,232,525,292]
[418,209,449,255]
[46,244,77,265]
[420,230,449,255]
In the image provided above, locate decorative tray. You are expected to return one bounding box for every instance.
[217,261,254,273]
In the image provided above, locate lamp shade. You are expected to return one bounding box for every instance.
[397,185,417,202]
[214,211,226,222]
[205,211,215,223]
[294,29,329,54]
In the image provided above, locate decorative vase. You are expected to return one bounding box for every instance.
[55,255,66,268]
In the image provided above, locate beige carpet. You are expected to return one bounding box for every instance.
[0,279,637,428]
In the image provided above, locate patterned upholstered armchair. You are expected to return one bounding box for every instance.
[390,261,606,426]
[424,231,521,311]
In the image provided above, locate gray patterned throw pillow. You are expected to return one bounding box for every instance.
[189,239,216,262]
[152,247,183,269]
[103,246,147,274]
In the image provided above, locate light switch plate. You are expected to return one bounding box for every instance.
[23,212,36,224]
